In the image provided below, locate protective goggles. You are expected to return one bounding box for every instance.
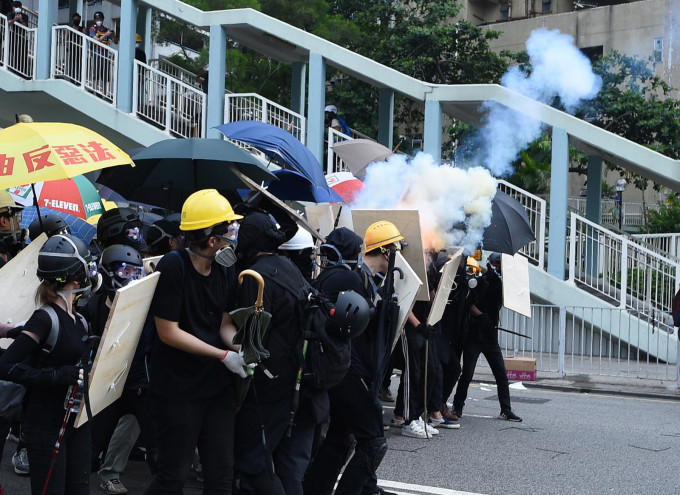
[126,226,143,243]
[214,222,239,246]
[112,262,145,281]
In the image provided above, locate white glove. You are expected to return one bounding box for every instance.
[220,350,248,378]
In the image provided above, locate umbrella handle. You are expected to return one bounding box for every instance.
[238,269,265,313]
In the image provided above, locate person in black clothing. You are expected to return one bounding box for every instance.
[233,211,316,495]
[303,224,400,495]
[135,33,147,64]
[0,234,97,495]
[452,252,522,422]
[145,219,183,257]
[97,207,145,250]
[0,190,26,268]
[144,189,247,495]
[276,225,315,281]
[81,244,157,493]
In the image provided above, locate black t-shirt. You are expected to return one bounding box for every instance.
[24,303,88,404]
[239,254,303,404]
[149,249,237,400]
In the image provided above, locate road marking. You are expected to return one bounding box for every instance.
[378,479,486,495]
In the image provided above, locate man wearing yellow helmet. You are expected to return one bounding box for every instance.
[145,189,247,495]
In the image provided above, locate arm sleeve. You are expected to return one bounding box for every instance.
[0,333,57,387]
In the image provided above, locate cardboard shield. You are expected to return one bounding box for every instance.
[305,204,354,239]
[427,247,464,326]
[74,272,160,427]
[392,252,422,348]
[0,233,48,349]
[143,255,163,274]
[501,253,531,318]
[351,209,429,301]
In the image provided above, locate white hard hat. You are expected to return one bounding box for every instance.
[278,226,314,251]
[325,105,337,114]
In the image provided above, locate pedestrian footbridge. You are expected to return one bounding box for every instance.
[1,2,679,373]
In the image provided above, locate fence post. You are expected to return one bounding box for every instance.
[620,237,628,308]
[558,306,566,378]
[164,76,172,134]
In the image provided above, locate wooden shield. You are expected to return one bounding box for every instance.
[74,272,160,427]
[501,253,531,317]
[352,209,429,301]
[0,234,47,349]
[427,247,463,326]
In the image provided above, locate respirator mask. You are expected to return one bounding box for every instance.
[214,222,239,268]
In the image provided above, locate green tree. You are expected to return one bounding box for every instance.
[646,195,680,233]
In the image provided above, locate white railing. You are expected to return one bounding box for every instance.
[223,93,306,143]
[133,60,206,139]
[149,56,203,90]
[568,197,646,228]
[326,127,353,174]
[0,14,36,79]
[632,233,680,260]
[493,304,678,382]
[568,213,680,325]
[51,26,117,103]
[497,179,547,269]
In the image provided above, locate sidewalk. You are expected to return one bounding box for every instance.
[472,368,680,401]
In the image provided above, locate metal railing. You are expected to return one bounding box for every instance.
[326,127,353,174]
[632,233,680,260]
[223,93,306,143]
[568,197,646,228]
[495,304,678,383]
[148,56,203,90]
[568,213,680,325]
[497,179,547,269]
[0,14,36,79]
[133,60,206,139]
[51,25,117,103]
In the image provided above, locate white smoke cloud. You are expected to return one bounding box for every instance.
[467,28,602,177]
[352,153,497,252]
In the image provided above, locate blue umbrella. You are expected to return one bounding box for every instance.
[21,206,97,244]
[267,169,344,203]
[215,121,330,194]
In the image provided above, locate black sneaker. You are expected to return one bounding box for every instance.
[452,407,463,418]
[499,410,522,422]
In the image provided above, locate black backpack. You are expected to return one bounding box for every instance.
[252,258,351,391]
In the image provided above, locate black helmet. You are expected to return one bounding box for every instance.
[29,214,71,240]
[235,212,287,257]
[97,208,143,248]
[488,252,502,265]
[37,234,94,286]
[146,219,182,255]
[99,244,145,297]
[94,11,104,19]
[326,290,370,339]
[321,227,362,265]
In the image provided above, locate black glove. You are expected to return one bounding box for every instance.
[52,366,82,387]
[415,322,437,340]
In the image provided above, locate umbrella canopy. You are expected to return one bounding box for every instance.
[7,175,104,221]
[0,122,132,189]
[215,121,330,193]
[96,138,276,211]
[267,169,344,203]
[21,206,97,244]
[325,172,364,203]
[483,190,536,255]
[331,138,394,178]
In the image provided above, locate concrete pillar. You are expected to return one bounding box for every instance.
[116,0,137,113]
[424,99,442,162]
[547,126,569,279]
[378,88,394,149]
[307,52,326,164]
[585,155,603,277]
[69,0,84,20]
[136,5,152,59]
[206,24,227,139]
[36,0,56,80]
[291,62,306,117]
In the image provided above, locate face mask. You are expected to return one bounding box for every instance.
[73,20,80,26]
[14,8,21,13]
[215,245,237,267]
[96,20,103,27]
[135,42,140,48]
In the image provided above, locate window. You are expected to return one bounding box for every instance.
[542,0,551,13]
[500,0,509,20]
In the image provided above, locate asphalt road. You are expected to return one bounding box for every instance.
[2,381,679,494]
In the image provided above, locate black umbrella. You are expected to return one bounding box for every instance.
[483,190,536,255]
[96,138,276,211]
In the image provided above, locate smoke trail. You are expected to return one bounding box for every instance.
[466,28,602,177]
[352,153,497,253]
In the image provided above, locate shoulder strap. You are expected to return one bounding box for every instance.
[39,305,60,355]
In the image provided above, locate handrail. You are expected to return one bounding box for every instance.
[325,127,353,174]
[148,56,203,90]
[1,13,36,79]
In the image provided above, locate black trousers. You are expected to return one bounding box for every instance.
[394,327,425,421]
[441,344,462,406]
[303,375,384,495]
[452,338,511,413]
[145,391,236,495]
[23,410,91,495]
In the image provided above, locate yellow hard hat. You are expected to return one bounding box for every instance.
[180,189,242,232]
[0,190,23,214]
[135,33,142,42]
[466,256,481,274]
[363,221,404,253]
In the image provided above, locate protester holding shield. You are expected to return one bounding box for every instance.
[0,234,97,495]
[144,189,247,495]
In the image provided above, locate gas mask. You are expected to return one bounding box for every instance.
[467,274,478,289]
[214,223,239,268]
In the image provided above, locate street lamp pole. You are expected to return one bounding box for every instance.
[616,178,626,230]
